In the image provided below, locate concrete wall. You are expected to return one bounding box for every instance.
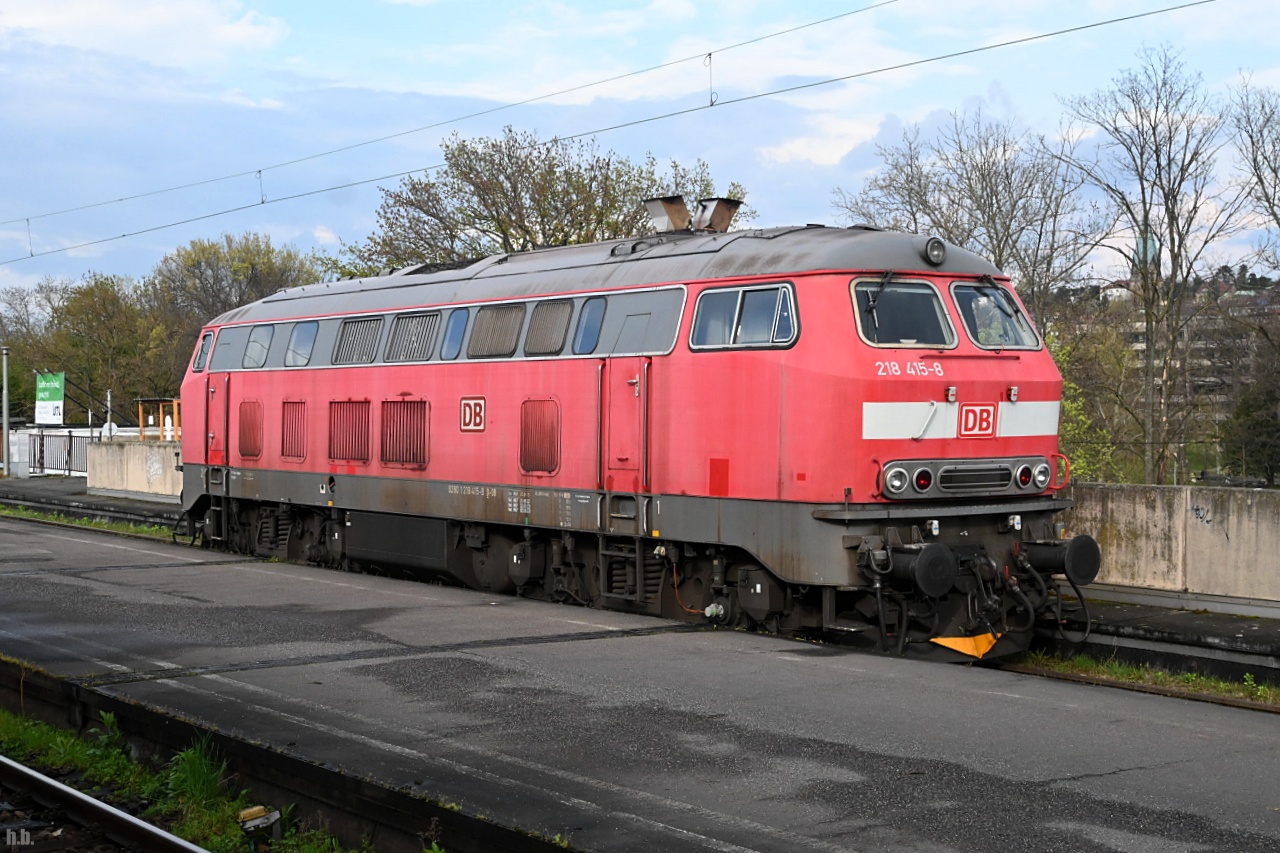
[87,440,182,503]
[1064,483,1280,602]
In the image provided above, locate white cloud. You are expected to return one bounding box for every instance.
[759,115,882,166]
[218,90,286,109]
[0,1,288,68]
[311,225,340,246]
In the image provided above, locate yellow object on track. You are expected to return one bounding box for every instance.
[930,633,1001,658]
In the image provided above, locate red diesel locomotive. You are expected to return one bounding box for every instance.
[179,197,1099,660]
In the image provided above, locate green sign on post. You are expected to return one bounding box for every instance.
[35,372,65,426]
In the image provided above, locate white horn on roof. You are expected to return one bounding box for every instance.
[692,198,742,233]
[643,196,693,233]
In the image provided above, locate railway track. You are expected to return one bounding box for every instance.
[1,505,1276,712]
[0,755,205,852]
[0,663,577,853]
[0,494,180,531]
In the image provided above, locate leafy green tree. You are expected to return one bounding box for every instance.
[143,232,325,390]
[1049,332,1121,482]
[0,273,152,423]
[333,127,753,276]
[0,233,323,425]
[148,232,324,322]
[1221,369,1280,486]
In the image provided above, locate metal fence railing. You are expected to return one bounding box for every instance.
[29,432,91,476]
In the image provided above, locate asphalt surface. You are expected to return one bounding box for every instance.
[0,509,1276,853]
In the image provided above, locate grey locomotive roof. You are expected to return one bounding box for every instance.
[211,225,1003,326]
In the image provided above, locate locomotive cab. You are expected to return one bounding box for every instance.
[823,262,1099,657]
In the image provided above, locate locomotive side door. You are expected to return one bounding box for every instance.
[604,356,643,484]
[205,371,230,467]
[602,313,653,535]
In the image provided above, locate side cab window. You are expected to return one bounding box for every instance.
[690,284,797,349]
[192,332,214,372]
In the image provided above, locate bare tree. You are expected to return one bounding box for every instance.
[1060,46,1248,483]
[337,127,752,276]
[1232,78,1280,270]
[833,110,1105,323]
[833,125,966,243]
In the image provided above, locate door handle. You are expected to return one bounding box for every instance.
[626,376,639,397]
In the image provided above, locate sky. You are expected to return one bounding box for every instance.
[1,0,1277,291]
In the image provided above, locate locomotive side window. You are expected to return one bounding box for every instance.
[951,283,1040,350]
[192,332,214,372]
[692,291,737,346]
[333,317,383,365]
[852,280,956,348]
[468,304,526,358]
[441,309,469,360]
[691,285,797,349]
[385,312,441,362]
[737,290,777,343]
[284,321,319,366]
[242,326,274,369]
[524,300,573,356]
[572,297,607,354]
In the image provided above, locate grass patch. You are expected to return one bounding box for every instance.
[0,503,171,539]
[0,709,389,852]
[1018,650,1279,706]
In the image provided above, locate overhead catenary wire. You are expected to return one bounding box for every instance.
[0,0,901,229]
[0,0,1220,268]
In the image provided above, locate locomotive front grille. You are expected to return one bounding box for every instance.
[937,465,1013,492]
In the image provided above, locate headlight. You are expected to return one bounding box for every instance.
[885,467,909,495]
[1033,462,1052,489]
[913,467,934,493]
[1016,465,1033,489]
[922,236,946,265]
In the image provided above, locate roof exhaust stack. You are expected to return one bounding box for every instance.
[643,196,692,233]
[692,197,742,233]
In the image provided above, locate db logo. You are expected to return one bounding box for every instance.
[958,403,997,438]
[460,396,486,432]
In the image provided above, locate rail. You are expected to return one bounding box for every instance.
[0,754,207,852]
